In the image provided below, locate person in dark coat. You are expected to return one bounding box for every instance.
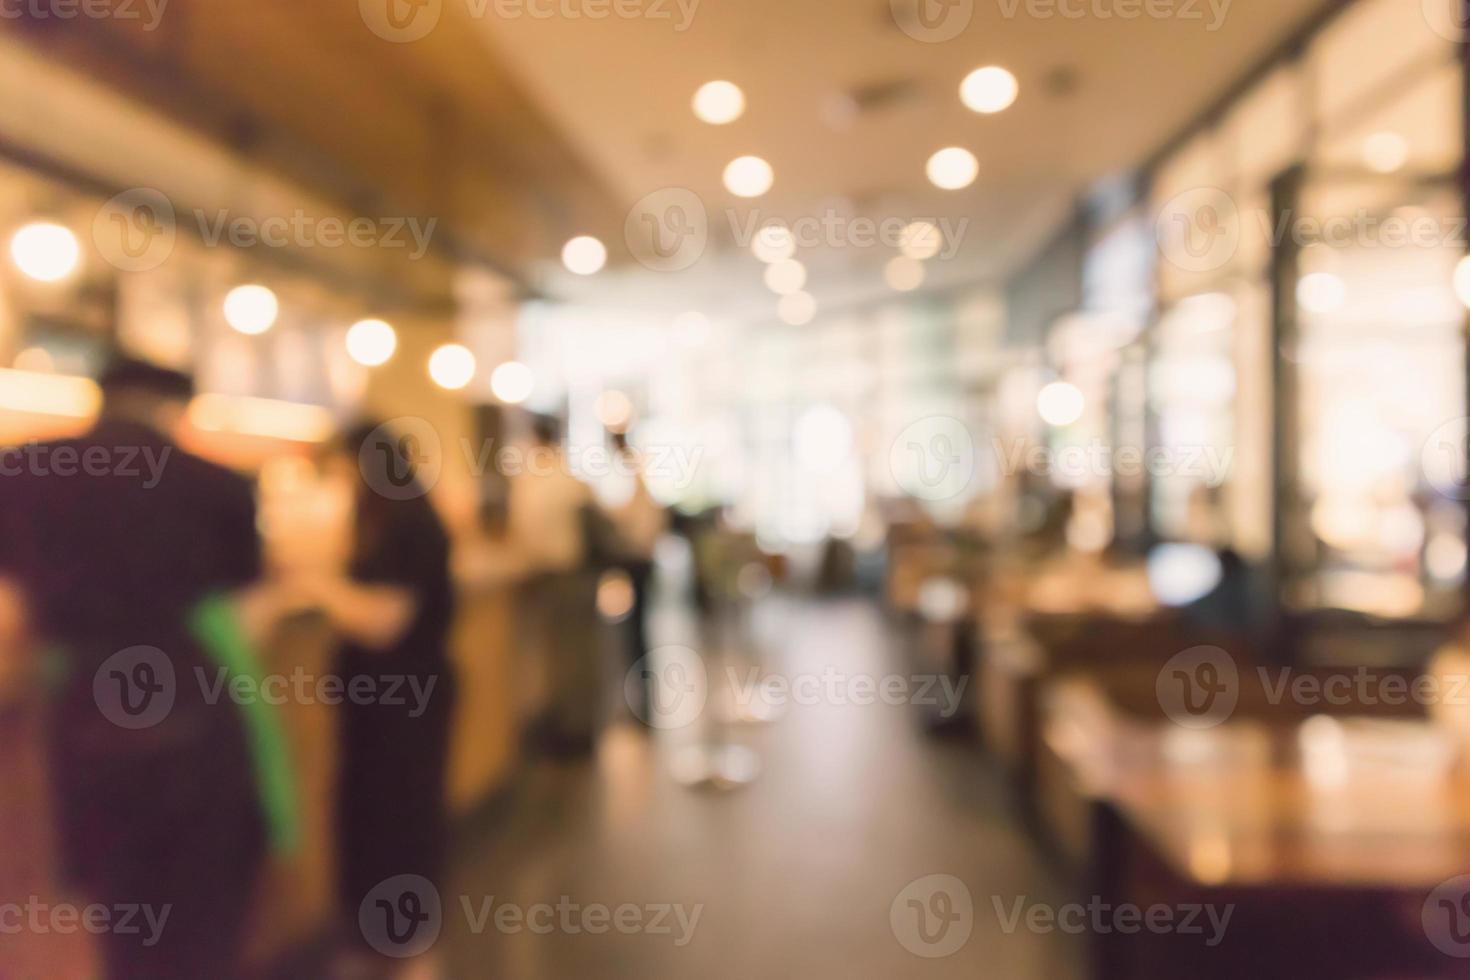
[0,356,266,980]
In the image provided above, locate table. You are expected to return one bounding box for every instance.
[1041,675,1470,979]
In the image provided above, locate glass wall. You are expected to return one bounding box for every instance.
[1147,0,1465,620]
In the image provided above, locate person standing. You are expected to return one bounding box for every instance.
[508,415,598,755]
[0,357,266,980]
[300,421,457,980]
[601,431,668,725]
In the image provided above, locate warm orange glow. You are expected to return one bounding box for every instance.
[0,369,101,418]
[186,392,336,443]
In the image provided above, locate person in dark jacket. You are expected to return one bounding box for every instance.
[0,356,266,980]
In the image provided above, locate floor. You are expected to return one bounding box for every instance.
[443,592,1084,979]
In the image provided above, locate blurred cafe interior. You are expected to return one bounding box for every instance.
[3,0,1470,978]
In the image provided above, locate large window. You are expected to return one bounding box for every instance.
[1146,0,1465,622]
[1283,179,1466,618]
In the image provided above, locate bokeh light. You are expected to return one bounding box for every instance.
[926,147,979,190]
[724,156,774,198]
[763,258,807,294]
[1036,381,1085,426]
[490,360,534,403]
[562,236,608,275]
[884,256,925,292]
[10,222,80,283]
[960,66,1019,114]
[692,80,745,125]
[899,220,942,260]
[428,343,477,390]
[752,224,796,263]
[345,318,397,367]
[222,284,279,335]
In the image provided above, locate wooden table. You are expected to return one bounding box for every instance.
[979,605,1182,814]
[1042,677,1470,979]
[1109,755,1470,890]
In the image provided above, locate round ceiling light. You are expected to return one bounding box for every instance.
[926,148,979,191]
[960,66,1020,114]
[724,156,774,198]
[693,80,746,125]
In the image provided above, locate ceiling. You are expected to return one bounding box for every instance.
[1,0,626,306]
[2,0,1340,318]
[473,0,1338,318]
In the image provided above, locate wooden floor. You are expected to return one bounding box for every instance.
[444,595,1083,979]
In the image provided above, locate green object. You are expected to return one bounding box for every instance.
[189,595,302,856]
[39,645,71,690]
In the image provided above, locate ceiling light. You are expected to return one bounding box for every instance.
[752,224,796,263]
[777,291,816,326]
[222,284,279,335]
[763,258,807,294]
[884,256,925,292]
[1037,381,1085,426]
[10,222,80,283]
[926,148,979,191]
[428,343,477,390]
[1362,131,1409,174]
[562,236,607,275]
[899,220,942,260]
[345,318,397,367]
[960,66,1019,114]
[724,156,774,198]
[490,360,533,403]
[693,80,745,125]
